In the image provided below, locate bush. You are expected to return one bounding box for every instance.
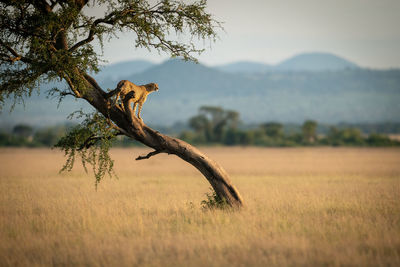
[201,188,230,210]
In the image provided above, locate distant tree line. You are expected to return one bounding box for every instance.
[179,106,400,147]
[0,123,139,147]
[1,106,399,147]
[0,124,70,147]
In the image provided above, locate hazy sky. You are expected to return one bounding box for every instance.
[97,0,400,68]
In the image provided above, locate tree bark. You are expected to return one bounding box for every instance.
[80,76,244,208]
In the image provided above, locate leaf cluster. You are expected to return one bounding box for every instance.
[0,1,98,105]
[54,111,119,187]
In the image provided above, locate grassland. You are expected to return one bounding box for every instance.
[0,147,399,266]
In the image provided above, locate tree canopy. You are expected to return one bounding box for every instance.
[0,0,219,174]
[0,0,244,207]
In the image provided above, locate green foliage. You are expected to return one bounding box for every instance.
[188,106,239,143]
[54,111,119,187]
[201,188,230,211]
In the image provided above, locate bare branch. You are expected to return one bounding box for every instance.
[136,150,165,161]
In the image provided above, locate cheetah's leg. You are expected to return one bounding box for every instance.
[137,104,143,120]
[133,102,138,117]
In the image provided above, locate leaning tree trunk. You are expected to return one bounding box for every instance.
[81,74,244,207]
[138,126,244,207]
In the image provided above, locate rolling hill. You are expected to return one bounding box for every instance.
[218,52,359,73]
[275,52,359,71]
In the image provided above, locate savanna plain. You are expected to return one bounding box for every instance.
[0,147,399,266]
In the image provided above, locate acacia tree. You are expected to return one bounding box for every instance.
[189,106,239,143]
[0,0,244,207]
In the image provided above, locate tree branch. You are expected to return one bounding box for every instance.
[0,40,32,64]
[68,30,95,52]
[136,150,165,161]
[78,132,123,151]
[83,73,106,95]
[69,11,126,52]
[104,86,121,99]
[63,75,82,98]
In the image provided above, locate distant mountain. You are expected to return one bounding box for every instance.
[275,52,359,71]
[216,61,271,73]
[218,52,359,73]
[1,56,399,128]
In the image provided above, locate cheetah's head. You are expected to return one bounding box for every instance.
[147,83,159,92]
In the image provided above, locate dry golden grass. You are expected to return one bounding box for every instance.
[0,147,399,266]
